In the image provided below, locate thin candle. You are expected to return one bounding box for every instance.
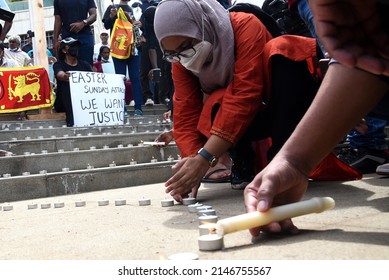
[216,197,335,236]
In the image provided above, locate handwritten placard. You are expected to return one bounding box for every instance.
[69,71,125,127]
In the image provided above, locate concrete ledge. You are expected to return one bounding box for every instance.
[0,162,175,203]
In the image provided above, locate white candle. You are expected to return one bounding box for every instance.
[27,203,38,210]
[58,149,64,153]
[3,204,14,211]
[139,198,151,206]
[109,162,116,167]
[39,170,47,174]
[62,167,70,172]
[115,199,126,206]
[41,150,48,154]
[216,197,335,236]
[161,199,174,207]
[198,215,218,225]
[75,200,86,207]
[199,223,217,236]
[98,199,109,206]
[54,201,65,208]
[198,234,224,251]
[188,203,203,213]
[198,209,216,216]
[22,172,30,176]
[150,157,158,163]
[168,252,199,260]
[40,202,51,209]
[196,205,212,212]
[182,197,196,206]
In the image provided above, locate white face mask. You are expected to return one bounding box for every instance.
[179,41,213,74]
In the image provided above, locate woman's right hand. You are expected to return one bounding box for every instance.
[110,7,117,19]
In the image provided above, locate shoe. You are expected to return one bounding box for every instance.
[145,98,154,106]
[376,162,389,175]
[134,109,143,117]
[129,100,135,106]
[337,147,389,174]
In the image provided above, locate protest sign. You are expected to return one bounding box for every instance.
[69,71,125,127]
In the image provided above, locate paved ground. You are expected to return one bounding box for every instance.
[0,173,388,260]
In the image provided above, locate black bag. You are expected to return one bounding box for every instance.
[262,0,312,37]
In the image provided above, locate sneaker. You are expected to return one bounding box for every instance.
[337,147,389,174]
[134,109,143,117]
[376,162,389,175]
[129,100,135,106]
[145,98,154,106]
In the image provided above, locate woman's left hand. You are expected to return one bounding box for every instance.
[165,156,209,201]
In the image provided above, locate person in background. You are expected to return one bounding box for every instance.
[244,0,389,236]
[92,45,111,72]
[103,0,144,117]
[93,30,110,62]
[0,42,17,67]
[21,31,33,53]
[53,0,97,66]
[53,37,92,127]
[3,35,32,67]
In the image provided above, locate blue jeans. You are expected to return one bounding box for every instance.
[70,33,94,66]
[113,55,143,111]
[347,116,388,150]
[297,0,326,56]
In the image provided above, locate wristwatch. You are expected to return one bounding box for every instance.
[82,19,88,25]
[197,148,218,167]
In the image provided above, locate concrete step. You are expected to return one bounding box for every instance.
[0,131,174,155]
[0,161,176,203]
[0,145,179,176]
[0,122,171,140]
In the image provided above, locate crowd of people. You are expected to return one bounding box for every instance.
[1,0,389,238]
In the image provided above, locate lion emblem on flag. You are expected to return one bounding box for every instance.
[8,72,41,103]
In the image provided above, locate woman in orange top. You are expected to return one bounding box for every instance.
[154,0,318,201]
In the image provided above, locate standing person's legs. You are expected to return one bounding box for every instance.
[74,33,94,66]
[127,55,143,115]
[139,44,154,105]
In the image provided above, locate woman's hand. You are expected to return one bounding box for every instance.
[165,156,209,201]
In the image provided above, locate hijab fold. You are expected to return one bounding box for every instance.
[154,0,235,93]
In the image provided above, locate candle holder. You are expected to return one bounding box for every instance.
[198,234,224,251]
[24,152,31,155]
[27,203,38,210]
[39,170,47,174]
[87,164,94,170]
[103,145,109,149]
[25,136,31,140]
[182,197,197,206]
[109,161,116,167]
[117,144,124,148]
[98,199,109,206]
[188,203,203,213]
[51,135,56,139]
[58,149,65,153]
[54,201,65,208]
[62,167,70,172]
[73,147,80,151]
[139,198,151,206]
[198,209,216,216]
[3,173,11,178]
[168,252,199,260]
[3,204,14,211]
[198,215,218,225]
[41,150,48,154]
[115,199,126,206]
[196,205,212,212]
[40,202,51,209]
[90,146,96,150]
[22,171,31,176]
[38,136,44,139]
[150,157,158,163]
[161,199,174,207]
[167,156,174,162]
[130,159,137,165]
[198,223,218,236]
[75,200,86,207]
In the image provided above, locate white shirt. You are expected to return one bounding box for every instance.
[4,48,32,67]
[0,56,19,67]
[93,42,110,62]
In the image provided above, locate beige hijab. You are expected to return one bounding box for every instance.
[154,0,235,93]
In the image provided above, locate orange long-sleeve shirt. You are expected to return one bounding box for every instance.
[172,12,316,157]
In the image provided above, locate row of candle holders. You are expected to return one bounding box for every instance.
[0,197,176,212]
[1,119,170,131]
[0,155,180,178]
[2,140,174,156]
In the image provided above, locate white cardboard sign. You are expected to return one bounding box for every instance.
[69,71,125,127]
